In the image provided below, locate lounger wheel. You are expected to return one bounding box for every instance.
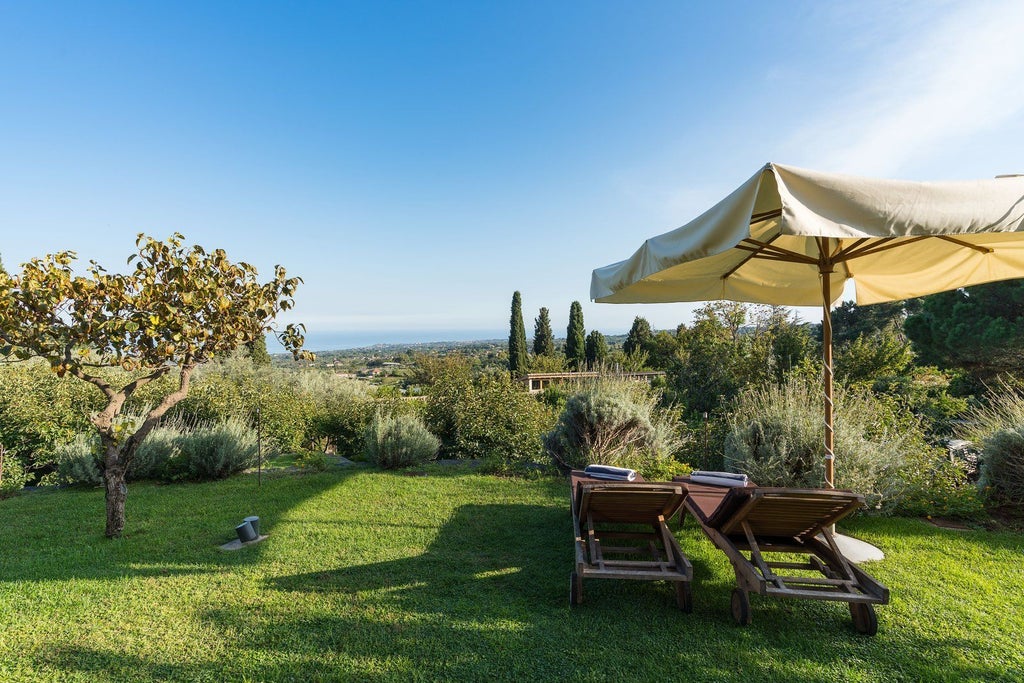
[674,581,693,613]
[849,602,878,636]
[730,588,752,626]
[569,571,583,606]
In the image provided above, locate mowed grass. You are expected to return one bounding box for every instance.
[0,467,1022,682]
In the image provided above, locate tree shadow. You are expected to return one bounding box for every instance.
[13,485,1024,681]
[0,469,357,583]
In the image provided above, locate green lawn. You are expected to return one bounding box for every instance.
[0,467,1022,682]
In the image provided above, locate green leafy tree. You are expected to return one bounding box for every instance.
[905,281,1024,381]
[623,316,653,356]
[533,307,555,356]
[768,317,815,380]
[644,330,681,370]
[585,330,608,369]
[670,303,772,416]
[608,347,649,372]
[0,359,98,467]
[424,371,555,464]
[834,328,913,386]
[529,353,566,373]
[508,291,529,377]
[565,301,586,370]
[409,352,473,389]
[829,300,914,345]
[0,233,310,537]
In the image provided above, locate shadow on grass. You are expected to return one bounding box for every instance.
[0,469,358,583]
[16,484,1024,682]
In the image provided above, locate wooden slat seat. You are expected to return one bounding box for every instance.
[569,471,693,611]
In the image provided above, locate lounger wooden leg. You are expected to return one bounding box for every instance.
[675,581,693,613]
[741,521,784,590]
[570,571,584,606]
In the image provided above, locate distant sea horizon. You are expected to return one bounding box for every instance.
[266,329,508,353]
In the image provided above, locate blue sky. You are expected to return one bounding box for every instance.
[3,1,1024,349]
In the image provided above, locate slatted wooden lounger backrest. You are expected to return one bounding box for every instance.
[578,484,686,524]
[717,488,865,542]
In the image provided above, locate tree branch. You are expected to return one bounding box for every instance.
[122,360,197,456]
[69,366,116,401]
[121,366,172,401]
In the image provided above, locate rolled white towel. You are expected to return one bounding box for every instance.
[689,473,749,488]
[691,470,748,482]
[584,464,638,481]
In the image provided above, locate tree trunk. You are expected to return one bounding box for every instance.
[103,462,128,538]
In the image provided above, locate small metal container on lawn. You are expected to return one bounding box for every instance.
[235,520,257,543]
[243,516,260,536]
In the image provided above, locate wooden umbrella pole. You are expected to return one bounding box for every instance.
[820,254,836,490]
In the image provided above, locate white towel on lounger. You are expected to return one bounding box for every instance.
[689,471,749,487]
[583,464,638,481]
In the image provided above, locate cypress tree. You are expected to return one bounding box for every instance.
[585,329,608,369]
[623,316,654,356]
[565,301,586,370]
[508,291,529,377]
[533,307,555,356]
[246,335,272,367]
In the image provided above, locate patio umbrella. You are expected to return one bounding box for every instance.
[592,163,1024,489]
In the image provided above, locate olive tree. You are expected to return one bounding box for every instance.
[0,233,311,537]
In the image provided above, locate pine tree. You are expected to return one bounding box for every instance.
[585,329,608,369]
[508,291,529,377]
[565,301,586,370]
[533,307,555,356]
[623,316,654,356]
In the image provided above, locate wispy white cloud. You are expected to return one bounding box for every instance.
[791,0,1024,177]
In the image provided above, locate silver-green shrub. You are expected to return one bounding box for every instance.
[174,353,373,455]
[725,377,918,506]
[543,377,685,475]
[130,422,185,480]
[960,381,1024,506]
[50,432,103,487]
[978,427,1024,507]
[174,417,259,480]
[364,413,439,469]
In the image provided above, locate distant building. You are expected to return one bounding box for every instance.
[519,371,665,394]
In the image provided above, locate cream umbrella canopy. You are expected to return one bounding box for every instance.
[592,163,1024,488]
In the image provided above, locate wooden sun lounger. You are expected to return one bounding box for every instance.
[675,477,890,635]
[570,471,693,611]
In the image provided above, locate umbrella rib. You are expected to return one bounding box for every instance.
[937,235,994,253]
[750,208,783,224]
[836,236,928,261]
[832,238,870,261]
[723,235,781,279]
[742,239,819,264]
[834,234,992,264]
[721,209,790,280]
[725,236,818,280]
[739,251,813,263]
